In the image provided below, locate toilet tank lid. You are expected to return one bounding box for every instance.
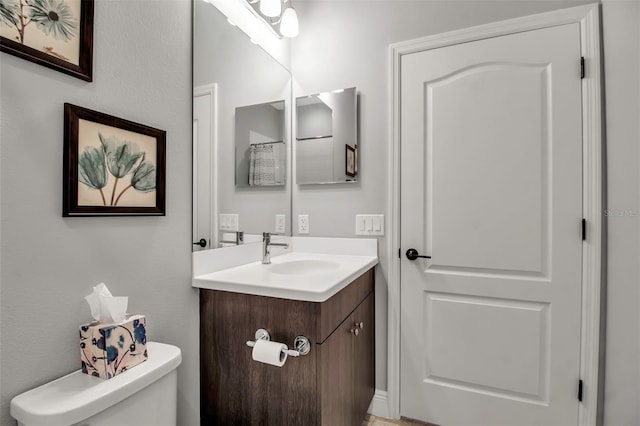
[10,342,181,426]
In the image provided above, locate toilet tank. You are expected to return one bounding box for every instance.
[11,342,182,426]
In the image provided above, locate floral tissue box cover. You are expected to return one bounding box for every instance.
[79,314,147,379]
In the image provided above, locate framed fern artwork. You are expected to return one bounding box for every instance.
[63,104,166,216]
[0,0,94,81]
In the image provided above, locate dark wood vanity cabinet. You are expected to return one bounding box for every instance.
[200,268,375,426]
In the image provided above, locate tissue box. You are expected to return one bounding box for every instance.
[79,315,147,379]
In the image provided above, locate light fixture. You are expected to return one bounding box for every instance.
[279,4,299,38]
[243,0,300,38]
[259,0,281,18]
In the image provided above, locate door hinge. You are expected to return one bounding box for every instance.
[582,218,587,241]
[580,57,585,79]
[578,379,583,402]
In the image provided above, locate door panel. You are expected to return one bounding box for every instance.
[400,23,582,426]
[428,64,548,274]
[193,86,215,251]
[424,293,549,400]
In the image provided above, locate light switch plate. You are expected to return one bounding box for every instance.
[275,214,286,233]
[219,214,239,231]
[298,214,309,234]
[356,214,384,236]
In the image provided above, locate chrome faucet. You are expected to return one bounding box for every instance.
[262,232,289,264]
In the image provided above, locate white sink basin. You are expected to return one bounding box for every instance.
[192,238,379,302]
[269,259,341,275]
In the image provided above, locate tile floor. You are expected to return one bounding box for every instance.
[364,415,438,426]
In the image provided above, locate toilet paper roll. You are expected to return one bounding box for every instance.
[251,339,288,367]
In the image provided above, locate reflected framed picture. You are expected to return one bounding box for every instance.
[345,144,356,177]
[63,103,166,216]
[0,0,94,81]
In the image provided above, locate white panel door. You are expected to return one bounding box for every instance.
[193,85,216,251]
[400,24,583,425]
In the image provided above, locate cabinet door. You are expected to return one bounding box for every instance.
[200,290,318,425]
[318,316,355,426]
[353,293,375,422]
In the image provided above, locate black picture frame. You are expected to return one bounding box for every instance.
[63,103,166,216]
[0,0,94,81]
[345,144,356,177]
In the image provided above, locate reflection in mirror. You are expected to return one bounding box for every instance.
[296,87,358,184]
[193,0,292,251]
[235,101,286,188]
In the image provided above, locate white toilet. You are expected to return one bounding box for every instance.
[10,342,182,426]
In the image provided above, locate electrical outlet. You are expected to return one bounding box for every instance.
[275,214,286,233]
[298,214,309,234]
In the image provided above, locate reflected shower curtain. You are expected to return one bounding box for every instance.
[249,142,285,186]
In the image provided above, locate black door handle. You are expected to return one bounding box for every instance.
[193,238,207,248]
[406,248,431,260]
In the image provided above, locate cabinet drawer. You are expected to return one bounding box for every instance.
[316,269,374,343]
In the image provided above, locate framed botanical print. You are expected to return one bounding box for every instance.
[63,103,166,216]
[0,0,94,81]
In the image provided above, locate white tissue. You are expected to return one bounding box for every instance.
[85,283,128,323]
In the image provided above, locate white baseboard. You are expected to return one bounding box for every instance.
[367,389,390,418]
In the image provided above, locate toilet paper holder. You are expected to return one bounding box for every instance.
[245,328,311,357]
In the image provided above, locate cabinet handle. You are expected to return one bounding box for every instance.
[350,328,359,336]
[355,321,364,329]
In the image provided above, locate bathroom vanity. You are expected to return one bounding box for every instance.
[199,267,375,425]
[194,237,378,424]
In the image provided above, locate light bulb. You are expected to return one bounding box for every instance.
[280,6,299,37]
[260,0,282,17]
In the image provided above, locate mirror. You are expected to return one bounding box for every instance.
[296,87,358,184]
[235,100,286,188]
[193,0,292,250]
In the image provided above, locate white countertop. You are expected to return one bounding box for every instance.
[192,238,378,302]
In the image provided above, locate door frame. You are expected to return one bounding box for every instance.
[386,4,604,425]
[194,83,218,249]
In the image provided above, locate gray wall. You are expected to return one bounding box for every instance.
[297,103,334,182]
[0,1,198,425]
[291,4,640,425]
[298,102,333,138]
[601,1,640,424]
[297,137,335,182]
